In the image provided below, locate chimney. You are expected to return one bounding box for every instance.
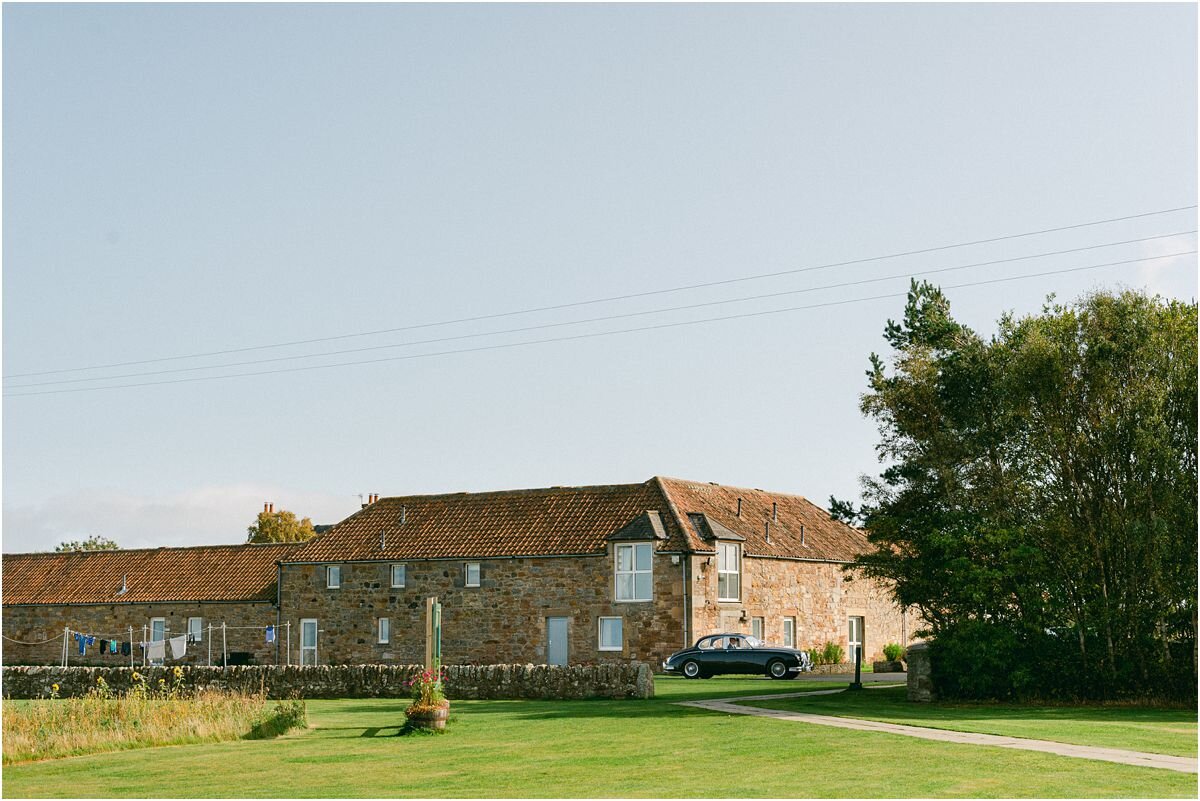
[772,502,778,521]
[765,521,771,544]
[263,502,269,514]
[800,524,806,546]
[736,498,742,517]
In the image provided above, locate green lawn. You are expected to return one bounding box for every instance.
[744,685,1199,758]
[1,677,1195,798]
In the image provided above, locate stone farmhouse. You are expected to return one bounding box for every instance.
[3,477,909,670]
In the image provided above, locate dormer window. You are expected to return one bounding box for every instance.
[615,543,653,602]
[717,542,740,601]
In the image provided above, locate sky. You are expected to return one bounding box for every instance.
[2,3,1196,553]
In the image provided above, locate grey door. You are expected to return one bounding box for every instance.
[547,617,569,666]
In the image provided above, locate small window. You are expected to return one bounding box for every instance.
[465,562,481,587]
[187,617,203,642]
[390,564,406,588]
[326,565,341,589]
[717,542,740,601]
[783,617,796,648]
[598,617,623,651]
[751,617,764,641]
[377,618,390,644]
[614,542,653,601]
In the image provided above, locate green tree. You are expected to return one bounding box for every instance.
[247,508,316,544]
[54,535,120,552]
[849,282,1197,701]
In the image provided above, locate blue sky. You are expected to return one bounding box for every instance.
[3,3,1196,552]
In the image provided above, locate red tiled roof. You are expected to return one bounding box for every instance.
[286,477,869,563]
[656,477,870,562]
[1,543,298,606]
[287,480,690,562]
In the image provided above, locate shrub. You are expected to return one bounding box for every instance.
[821,642,845,665]
[882,642,905,662]
[805,647,824,666]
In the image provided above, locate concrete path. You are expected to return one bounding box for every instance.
[678,689,1198,774]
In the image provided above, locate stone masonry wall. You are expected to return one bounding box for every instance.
[1,602,278,666]
[0,663,654,700]
[278,549,688,669]
[689,555,911,661]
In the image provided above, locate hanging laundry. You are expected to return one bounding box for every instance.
[74,632,85,655]
[85,635,95,647]
[168,635,187,660]
[99,639,109,655]
[146,640,166,662]
[110,640,119,655]
[121,642,131,656]
[265,625,275,644]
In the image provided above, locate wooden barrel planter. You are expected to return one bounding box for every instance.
[406,701,450,731]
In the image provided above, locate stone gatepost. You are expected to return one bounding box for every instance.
[905,640,934,702]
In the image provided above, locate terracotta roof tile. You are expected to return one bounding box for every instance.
[1,543,297,606]
[286,477,868,563]
[287,480,690,562]
[656,477,869,561]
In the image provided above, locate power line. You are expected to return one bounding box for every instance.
[5,250,1192,398]
[8,230,1194,389]
[4,204,1195,380]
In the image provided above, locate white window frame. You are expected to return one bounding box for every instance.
[614,542,653,602]
[598,616,623,651]
[751,616,764,641]
[187,617,203,642]
[300,618,318,665]
[717,542,741,602]
[326,565,341,589]
[150,617,166,642]
[849,616,864,665]
[377,617,390,644]
[465,562,481,587]
[783,617,796,648]
[390,563,406,588]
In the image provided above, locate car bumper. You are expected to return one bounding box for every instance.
[662,661,678,672]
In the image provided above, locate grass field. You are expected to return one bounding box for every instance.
[1,677,1195,798]
[744,685,1199,758]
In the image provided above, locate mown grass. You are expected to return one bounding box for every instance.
[0,676,1194,798]
[2,692,307,764]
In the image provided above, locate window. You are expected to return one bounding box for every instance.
[598,617,623,651]
[848,616,864,665]
[150,617,165,642]
[717,542,740,601]
[615,543,653,601]
[390,564,406,588]
[465,562,480,587]
[326,565,341,589]
[187,617,203,642]
[300,619,318,665]
[783,617,796,648]
[377,617,390,644]
[751,617,764,641]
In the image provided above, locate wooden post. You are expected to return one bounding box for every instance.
[425,597,436,670]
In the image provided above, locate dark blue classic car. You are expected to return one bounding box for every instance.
[662,633,812,679]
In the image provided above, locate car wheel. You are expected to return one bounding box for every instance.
[767,659,789,680]
[682,660,703,679]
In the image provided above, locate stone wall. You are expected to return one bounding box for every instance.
[906,641,933,702]
[0,662,654,700]
[2,602,278,666]
[689,556,911,660]
[278,551,688,669]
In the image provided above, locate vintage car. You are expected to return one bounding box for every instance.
[662,633,811,679]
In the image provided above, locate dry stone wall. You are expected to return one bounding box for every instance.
[0,662,654,700]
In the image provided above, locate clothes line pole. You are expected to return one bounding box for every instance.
[142,625,148,667]
[285,622,291,667]
[128,626,134,668]
[207,625,213,667]
[222,622,227,668]
[62,627,68,668]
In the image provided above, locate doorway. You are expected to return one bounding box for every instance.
[300,619,318,666]
[547,616,569,666]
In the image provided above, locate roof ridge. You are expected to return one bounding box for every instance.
[2,541,299,558]
[372,479,655,504]
[654,475,812,502]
